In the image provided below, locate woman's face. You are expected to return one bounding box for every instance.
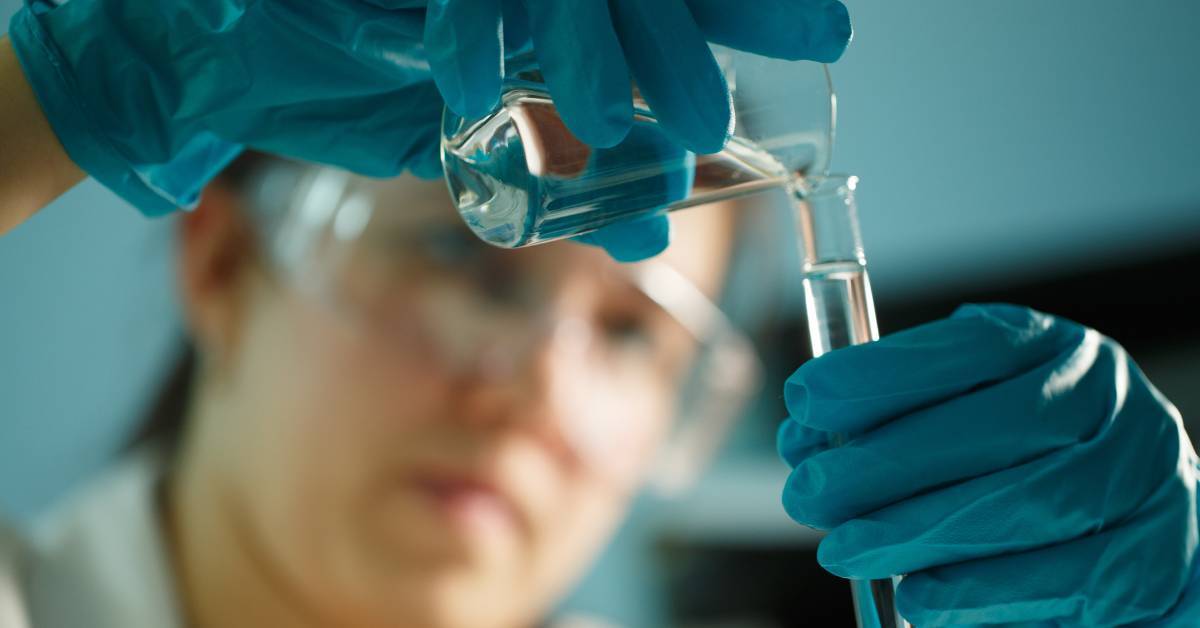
[181,173,733,627]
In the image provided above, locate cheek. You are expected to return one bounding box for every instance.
[537,375,676,560]
[556,373,677,489]
[524,394,672,608]
[231,292,450,534]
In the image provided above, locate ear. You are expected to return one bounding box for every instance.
[176,181,257,368]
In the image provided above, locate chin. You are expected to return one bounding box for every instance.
[358,485,523,568]
[324,503,534,628]
[340,568,534,628]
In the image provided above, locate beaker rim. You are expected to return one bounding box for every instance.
[804,173,859,194]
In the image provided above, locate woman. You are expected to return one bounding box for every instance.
[3,0,1199,626]
[11,154,750,627]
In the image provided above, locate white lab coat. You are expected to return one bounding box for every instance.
[0,448,183,628]
[0,450,619,628]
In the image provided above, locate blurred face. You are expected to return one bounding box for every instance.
[179,172,734,628]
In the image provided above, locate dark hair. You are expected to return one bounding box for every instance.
[127,343,196,455]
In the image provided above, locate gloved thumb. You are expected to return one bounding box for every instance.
[425,0,503,119]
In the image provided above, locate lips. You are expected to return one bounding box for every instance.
[410,469,525,537]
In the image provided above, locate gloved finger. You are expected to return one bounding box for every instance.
[231,82,444,178]
[608,0,732,154]
[811,368,1191,575]
[777,419,831,468]
[574,215,670,263]
[686,0,852,62]
[894,505,1196,627]
[425,0,503,119]
[523,0,633,148]
[502,0,532,53]
[785,330,1124,527]
[785,304,1086,434]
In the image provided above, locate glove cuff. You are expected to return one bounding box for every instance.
[8,3,242,216]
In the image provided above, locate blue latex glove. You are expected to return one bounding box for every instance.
[6,0,654,262]
[778,304,1200,627]
[8,0,443,217]
[422,0,852,261]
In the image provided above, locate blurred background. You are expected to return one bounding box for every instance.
[2,1,1198,626]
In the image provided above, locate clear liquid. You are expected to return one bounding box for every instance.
[802,258,898,628]
[443,90,792,248]
[802,260,879,358]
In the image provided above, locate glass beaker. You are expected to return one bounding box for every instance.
[440,47,835,248]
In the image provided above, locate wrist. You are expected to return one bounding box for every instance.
[0,33,83,233]
[6,4,242,217]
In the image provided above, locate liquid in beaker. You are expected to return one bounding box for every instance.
[443,89,795,248]
[441,48,834,248]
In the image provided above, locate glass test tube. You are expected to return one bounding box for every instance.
[792,176,908,628]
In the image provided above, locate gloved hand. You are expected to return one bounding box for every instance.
[420,0,852,261]
[8,0,445,217]
[9,0,850,263]
[778,304,1200,626]
[423,0,851,153]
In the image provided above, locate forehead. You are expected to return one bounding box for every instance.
[353,174,737,299]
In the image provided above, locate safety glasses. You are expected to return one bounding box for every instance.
[237,162,762,491]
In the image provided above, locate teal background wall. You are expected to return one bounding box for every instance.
[835,1,1200,299]
[3,1,1198,624]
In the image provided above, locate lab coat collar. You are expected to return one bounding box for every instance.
[24,446,184,628]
